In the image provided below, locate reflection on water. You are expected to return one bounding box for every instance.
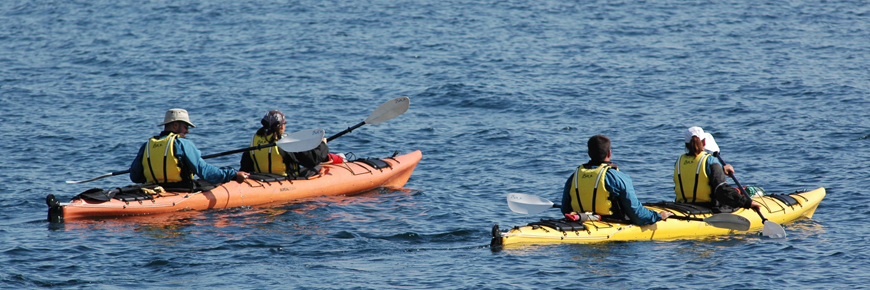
[783,218,826,239]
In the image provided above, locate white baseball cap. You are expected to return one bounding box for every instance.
[685,126,705,143]
[158,108,196,128]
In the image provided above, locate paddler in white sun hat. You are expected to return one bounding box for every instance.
[130,108,249,189]
[673,126,760,210]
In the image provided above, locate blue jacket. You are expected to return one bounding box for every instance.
[561,164,662,226]
[130,133,238,184]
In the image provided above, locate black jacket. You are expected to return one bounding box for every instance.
[708,163,754,209]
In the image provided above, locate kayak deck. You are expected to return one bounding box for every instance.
[49,150,422,222]
[491,187,825,247]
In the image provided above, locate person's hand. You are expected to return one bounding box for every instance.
[723,164,735,176]
[750,201,762,210]
[659,211,673,221]
[235,171,249,182]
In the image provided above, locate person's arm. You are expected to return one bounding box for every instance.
[560,174,574,215]
[606,171,662,226]
[129,143,147,183]
[708,159,730,191]
[709,163,754,208]
[176,138,238,184]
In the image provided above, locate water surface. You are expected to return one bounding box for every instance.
[2,0,869,288]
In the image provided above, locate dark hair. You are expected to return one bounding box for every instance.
[685,136,704,156]
[587,134,611,162]
[259,110,286,136]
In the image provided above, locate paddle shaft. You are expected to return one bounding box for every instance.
[327,121,365,142]
[201,142,282,159]
[670,215,704,222]
[554,202,711,221]
[713,152,770,222]
[69,97,409,184]
[510,193,751,231]
[69,142,290,183]
[552,202,715,222]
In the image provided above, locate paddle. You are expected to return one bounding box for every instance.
[65,128,326,184]
[326,96,410,142]
[506,193,751,231]
[703,134,787,238]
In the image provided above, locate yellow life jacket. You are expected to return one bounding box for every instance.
[248,133,292,176]
[569,164,614,216]
[143,133,192,183]
[674,152,713,203]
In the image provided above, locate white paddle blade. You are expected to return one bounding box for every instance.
[365,96,410,125]
[703,214,751,231]
[703,133,720,153]
[277,129,326,153]
[761,221,787,238]
[507,193,555,215]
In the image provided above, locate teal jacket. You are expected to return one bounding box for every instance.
[561,163,662,226]
[130,132,237,184]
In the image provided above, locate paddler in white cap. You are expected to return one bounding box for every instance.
[674,126,760,210]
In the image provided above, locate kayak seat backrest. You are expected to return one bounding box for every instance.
[156,180,217,193]
[248,172,290,182]
[766,194,799,207]
[528,218,587,232]
[152,179,217,192]
[645,202,714,215]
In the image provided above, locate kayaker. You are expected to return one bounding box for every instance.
[674,126,761,210]
[239,110,344,178]
[130,108,249,188]
[560,134,673,226]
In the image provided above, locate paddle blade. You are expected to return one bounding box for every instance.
[365,96,410,125]
[277,129,326,153]
[703,213,751,231]
[761,220,787,238]
[507,193,555,215]
[703,133,720,153]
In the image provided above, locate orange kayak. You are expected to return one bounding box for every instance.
[48,150,422,222]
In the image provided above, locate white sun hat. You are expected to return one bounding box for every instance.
[157,108,196,128]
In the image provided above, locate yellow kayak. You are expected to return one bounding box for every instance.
[491,187,825,247]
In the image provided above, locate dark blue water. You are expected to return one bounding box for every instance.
[2,0,869,288]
